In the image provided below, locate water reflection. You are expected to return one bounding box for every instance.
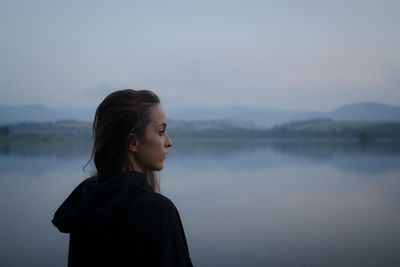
[1,138,400,174]
[2,138,400,158]
[0,138,399,266]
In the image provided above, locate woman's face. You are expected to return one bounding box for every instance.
[129,104,173,174]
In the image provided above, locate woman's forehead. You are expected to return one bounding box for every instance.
[149,104,167,125]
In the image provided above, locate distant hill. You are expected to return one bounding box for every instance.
[3,119,399,140]
[6,120,92,138]
[0,105,94,124]
[327,102,400,121]
[168,106,321,128]
[266,119,400,139]
[168,102,400,127]
[1,102,399,127]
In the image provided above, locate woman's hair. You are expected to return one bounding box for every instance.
[83,89,161,192]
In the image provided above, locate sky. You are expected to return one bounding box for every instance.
[1,0,399,112]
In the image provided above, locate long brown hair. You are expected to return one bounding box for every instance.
[83,89,161,192]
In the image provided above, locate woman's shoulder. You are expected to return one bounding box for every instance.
[123,190,179,221]
[149,192,178,214]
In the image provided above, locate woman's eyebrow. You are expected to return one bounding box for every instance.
[159,123,167,128]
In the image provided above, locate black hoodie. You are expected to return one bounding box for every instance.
[52,171,193,267]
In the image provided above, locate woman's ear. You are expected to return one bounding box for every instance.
[128,133,138,152]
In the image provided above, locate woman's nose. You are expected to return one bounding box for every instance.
[166,133,173,147]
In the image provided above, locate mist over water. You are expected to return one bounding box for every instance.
[1,138,399,267]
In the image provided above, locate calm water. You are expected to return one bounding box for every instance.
[0,138,399,267]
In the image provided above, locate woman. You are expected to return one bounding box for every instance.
[52,89,193,267]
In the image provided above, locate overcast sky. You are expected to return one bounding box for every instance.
[1,0,399,112]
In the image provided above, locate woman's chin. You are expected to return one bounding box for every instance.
[157,164,164,171]
[152,163,164,171]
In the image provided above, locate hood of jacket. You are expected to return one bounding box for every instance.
[52,170,153,233]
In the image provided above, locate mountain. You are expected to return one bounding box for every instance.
[167,105,322,128]
[169,102,400,127]
[0,105,94,124]
[1,102,399,127]
[168,103,400,127]
[327,102,400,121]
[4,119,400,140]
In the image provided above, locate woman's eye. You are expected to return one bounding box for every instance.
[159,130,166,135]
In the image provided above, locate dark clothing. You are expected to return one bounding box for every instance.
[52,171,193,267]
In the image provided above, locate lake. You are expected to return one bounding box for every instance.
[0,138,399,267]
